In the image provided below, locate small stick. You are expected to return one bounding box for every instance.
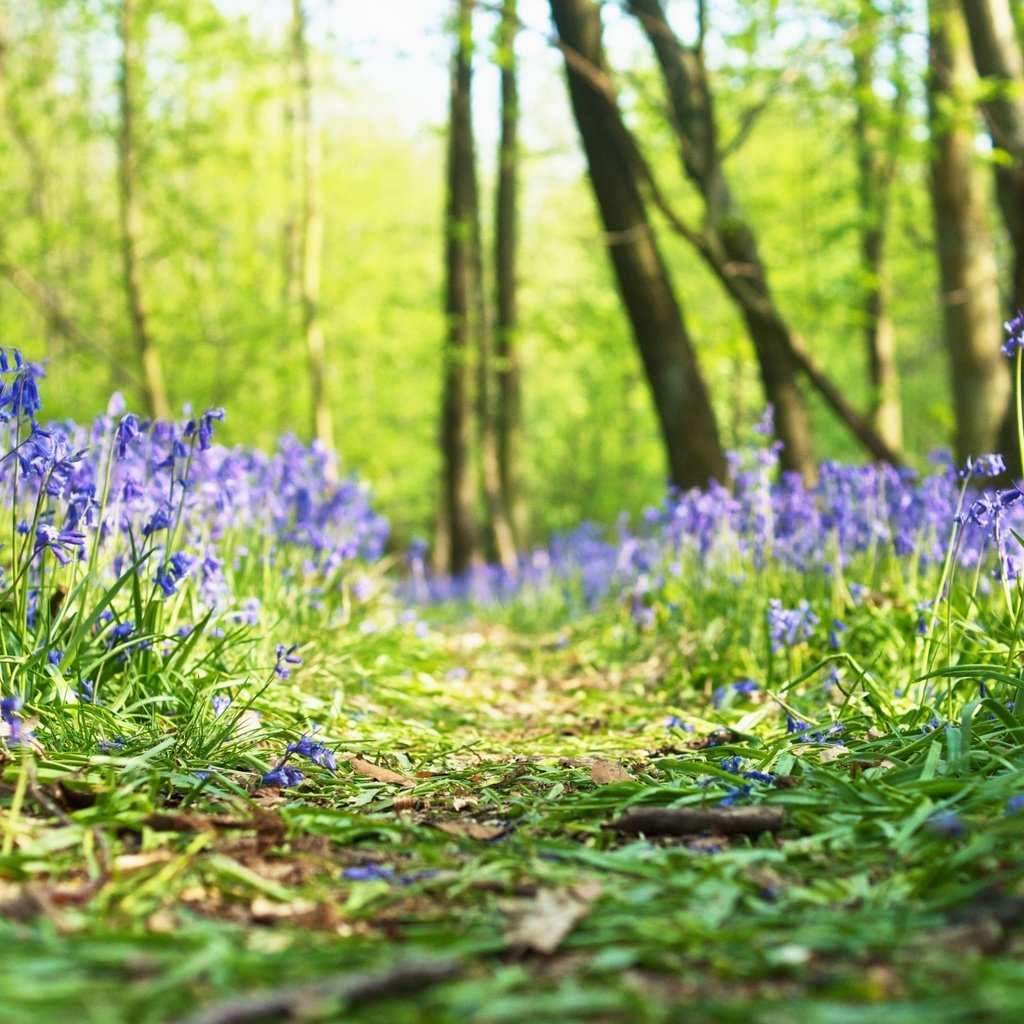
[606,806,785,837]
[172,960,462,1024]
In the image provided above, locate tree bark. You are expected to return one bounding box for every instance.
[851,0,904,452]
[437,0,484,575]
[959,0,1024,474]
[625,0,816,484]
[116,0,169,421]
[495,0,527,548]
[549,0,728,491]
[928,0,1008,463]
[291,0,335,461]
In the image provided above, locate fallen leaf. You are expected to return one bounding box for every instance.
[590,759,634,784]
[431,820,507,841]
[817,744,850,763]
[114,851,176,873]
[504,881,602,954]
[347,757,415,788]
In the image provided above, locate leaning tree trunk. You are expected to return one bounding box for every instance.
[437,0,484,575]
[549,0,727,491]
[625,0,816,484]
[495,0,527,548]
[116,0,169,421]
[291,0,335,461]
[928,0,1008,464]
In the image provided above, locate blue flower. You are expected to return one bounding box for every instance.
[343,863,395,882]
[261,765,304,788]
[959,453,1006,479]
[274,643,302,680]
[1001,311,1024,356]
[142,504,174,537]
[1,696,32,746]
[211,695,232,717]
[718,784,753,807]
[34,523,86,566]
[0,352,44,422]
[155,552,193,596]
[927,809,965,838]
[184,408,225,450]
[1006,796,1024,816]
[114,414,142,459]
[287,733,337,771]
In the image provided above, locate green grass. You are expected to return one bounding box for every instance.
[5,588,1024,1024]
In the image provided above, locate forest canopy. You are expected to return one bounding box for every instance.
[0,0,1019,551]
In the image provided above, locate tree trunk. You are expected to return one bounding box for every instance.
[291,0,335,461]
[549,0,728,491]
[437,0,484,575]
[495,0,527,548]
[959,0,1024,473]
[851,0,903,451]
[626,0,816,484]
[928,0,1008,463]
[116,0,169,421]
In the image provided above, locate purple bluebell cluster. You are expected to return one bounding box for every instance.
[0,348,390,756]
[260,731,338,788]
[1,366,388,615]
[403,430,1024,627]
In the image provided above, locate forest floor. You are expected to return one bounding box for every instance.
[3,608,1024,1024]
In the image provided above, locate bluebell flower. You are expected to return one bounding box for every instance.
[34,523,86,566]
[184,408,225,451]
[211,695,232,717]
[720,755,744,775]
[718,784,753,807]
[1005,796,1024,815]
[0,352,43,422]
[261,765,304,788]
[927,809,965,839]
[142,504,174,537]
[786,714,810,735]
[114,414,142,459]
[343,863,395,882]
[767,599,819,653]
[1001,311,1024,357]
[1,696,32,746]
[155,552,192,596]
[287,734,337,771]
[99,737,126,752]
[274,642,302,680]
[959,453,1006,479]
[17,425,88,495]
[1,696,21,723]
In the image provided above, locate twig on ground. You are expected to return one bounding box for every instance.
[606,805,785,837]
[171,959,463,1024]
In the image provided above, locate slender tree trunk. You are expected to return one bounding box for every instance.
[625,0,815,484]
[472,47,517,572]
[549,0,728,491]
[928,0,1008,463]
[437,0,484,575]
[852,0,903,451]
[959,0,1024,473]
[116,0,169,421]
[495,0,527,548]
[291,0,335,461]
